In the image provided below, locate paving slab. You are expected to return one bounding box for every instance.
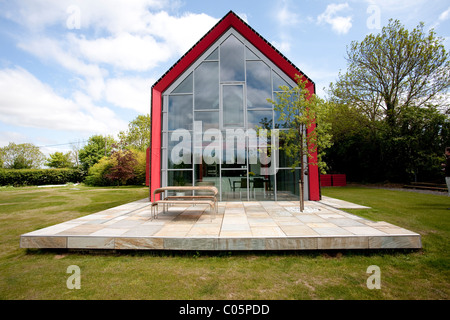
[20,198,421,251]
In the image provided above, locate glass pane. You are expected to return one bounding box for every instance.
[273,94,295,129]
[168,132,192,169]
[195,162,219,188]
[246,61,272,109]
[276,169,300,200]
[247,110,273,130]
[168,95,193,130]
[274,109,290,129]
[222,129,247,169]
[172,72,193,94]
[205,48,219,60]
[246,47,259,60]
[272,71,291,91]
[194,61,219,110]
[194,111,219,131]
[248,164,275,201]
[220,35,245,82]
[220,169,248,201]
[223,85,244,127]
[167,171,193,195]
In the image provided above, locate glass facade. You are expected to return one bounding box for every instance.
[161,29,306,201]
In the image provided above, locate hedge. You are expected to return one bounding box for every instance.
[0,168,85,186]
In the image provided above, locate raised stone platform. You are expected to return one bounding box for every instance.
[20,198,421,251]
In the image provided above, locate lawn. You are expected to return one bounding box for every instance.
[0,184,448,300]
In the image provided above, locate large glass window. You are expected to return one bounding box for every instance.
[162,29,303,200]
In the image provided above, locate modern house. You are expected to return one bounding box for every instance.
[148,11,320,201]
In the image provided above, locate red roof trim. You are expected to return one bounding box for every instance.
[152,10,314,93]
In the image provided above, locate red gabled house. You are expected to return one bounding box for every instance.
[146,10,319,201]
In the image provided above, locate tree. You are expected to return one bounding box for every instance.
[0,142,45,169]
[268,75,332,211]
[105,144,138,185]
[46,151,74,168]
[329,19,449,127]
[118,114,151,151]
[78,135,116,171]
[326,19,450,183]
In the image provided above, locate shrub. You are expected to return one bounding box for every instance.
[83,157,116,186]
[0,168,84,186]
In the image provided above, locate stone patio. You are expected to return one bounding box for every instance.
[20,196,421,251]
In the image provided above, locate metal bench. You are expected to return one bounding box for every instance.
[151,186,218,220]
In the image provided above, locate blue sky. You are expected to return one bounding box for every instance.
[0,0,449,156]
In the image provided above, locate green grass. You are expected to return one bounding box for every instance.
[0,184,449,299]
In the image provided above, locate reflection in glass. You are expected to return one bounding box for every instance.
[272,71,291,91]
[247,110,273,130]
[223,85,244,127]
[246,61,271,109]
[276,169,300,200]
[205,48,219,60]
[194,62,219,109]
[168,95,193,130]
[220,35,245,82]
[246,47,259,60]
[172,72,193,94]
[194,111,219,131]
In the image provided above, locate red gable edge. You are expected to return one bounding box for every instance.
[152,10,315,93]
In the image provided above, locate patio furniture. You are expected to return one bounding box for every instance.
[252,177,265,199]
[151,186,218,220]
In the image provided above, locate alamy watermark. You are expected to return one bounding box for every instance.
[170,121,280,175]
[66,265,81,289]
[66,5,81,30]
[366,265,381,289]
[366,4,381,30]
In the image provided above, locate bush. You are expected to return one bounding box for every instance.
[0,168,85,186]
[84,149,147,187]
[83,157,116,186]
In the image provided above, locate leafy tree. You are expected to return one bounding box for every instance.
[78,135,116,171]
[0,142,45,169]
[268,75,333,211]
[105,145,138,186]
[325,19,450,183]
[118,114,151,151]
[329,19,449,127]
[46,151,74,168]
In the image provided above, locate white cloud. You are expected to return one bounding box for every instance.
[75,33,171,72]
[317,3,352,34]
[2,0,166,33]
[0,67,126,134]
[105,77,155,113]
[439,7,450,21]
[275,0,300,27]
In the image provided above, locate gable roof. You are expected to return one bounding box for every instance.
[152,10,314,93]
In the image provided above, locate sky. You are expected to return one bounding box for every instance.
[0,0,449,156]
